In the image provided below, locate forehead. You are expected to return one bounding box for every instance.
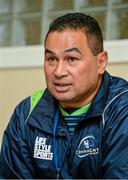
[44,30,89,51]
[45,30,88,44]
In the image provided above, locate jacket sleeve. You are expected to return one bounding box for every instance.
[0,98,35,179]
[102,92,128,178]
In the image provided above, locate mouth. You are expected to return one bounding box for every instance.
[53,82,71,92]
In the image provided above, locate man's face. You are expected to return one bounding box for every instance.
[44,30,107,108]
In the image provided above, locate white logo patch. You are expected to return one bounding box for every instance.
[33,136,53,160]
[76,135,99,158]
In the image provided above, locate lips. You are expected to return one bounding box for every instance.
[53,82,71,92]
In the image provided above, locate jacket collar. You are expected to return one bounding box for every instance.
[26,89,68,136]
[85,71,111,119]
[26,72,111,134]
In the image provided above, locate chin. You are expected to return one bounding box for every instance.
[49,88,74,101]
[55,96,70,101]
[54,94,73,102]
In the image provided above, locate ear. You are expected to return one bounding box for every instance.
[97,51,108,75]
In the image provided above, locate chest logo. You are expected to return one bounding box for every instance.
[76,135,99,158]
[33,136,53,160]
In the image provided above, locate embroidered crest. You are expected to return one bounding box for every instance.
[76,135,99,158]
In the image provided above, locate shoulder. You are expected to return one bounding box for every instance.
[108,73,128,96]
[104,72,128,109]
[7,89,46,129]
[15,96,30,117]
[102,73,128,128]
[102,75,128,145]
[2,89,47,142]
[15,89,46,116]
[108,74,128,109]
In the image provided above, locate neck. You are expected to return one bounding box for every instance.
[60,96,92,109]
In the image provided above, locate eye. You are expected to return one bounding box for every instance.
[46,57,58,66]
[68,57,76,61]
[68,57,78,65]
[48,57,57,62]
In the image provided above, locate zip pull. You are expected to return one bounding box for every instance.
[56,172,59,179]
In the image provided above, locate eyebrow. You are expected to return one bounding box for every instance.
[45,49,55,55]
[45,47,82,55]
[64,47,82,54]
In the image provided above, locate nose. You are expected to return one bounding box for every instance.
[54,60,68,78]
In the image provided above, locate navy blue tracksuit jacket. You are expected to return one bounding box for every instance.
[0,71,128,179]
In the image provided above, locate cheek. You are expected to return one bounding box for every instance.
[73,65,97,86]
[44,66,52,80]
[74,66,88,80]
[72,70,87,90]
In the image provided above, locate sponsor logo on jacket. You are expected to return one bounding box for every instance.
[76,135,99,158]
[33,136,53,160]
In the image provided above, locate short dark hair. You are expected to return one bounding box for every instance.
[45,12,103,56]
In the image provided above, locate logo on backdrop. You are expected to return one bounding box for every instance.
[76,135,99,158]
[33,136,53,160]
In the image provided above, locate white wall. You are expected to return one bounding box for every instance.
[0,40,128,69]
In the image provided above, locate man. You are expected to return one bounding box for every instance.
[0,12,128,179]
